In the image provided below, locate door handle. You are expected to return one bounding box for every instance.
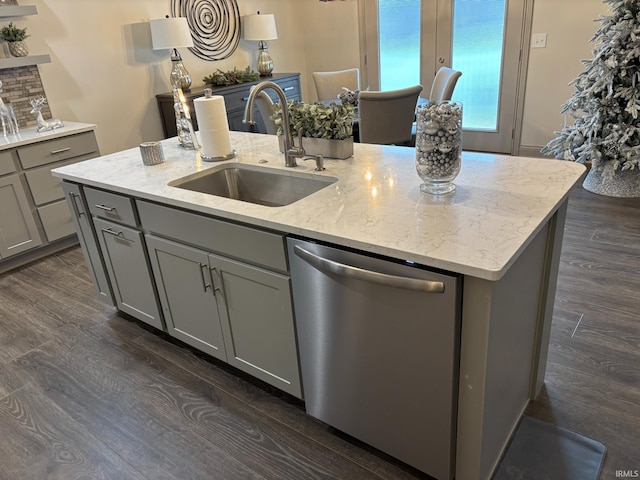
[199,263,212,292]
[68,192,84,218]
[293,245,445,293]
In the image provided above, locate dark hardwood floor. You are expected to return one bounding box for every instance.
[0,185,638,479]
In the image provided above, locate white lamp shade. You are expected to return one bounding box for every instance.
[150,17,194,50]
[243,14,278,41]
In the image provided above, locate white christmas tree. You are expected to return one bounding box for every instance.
[543,0,640,172]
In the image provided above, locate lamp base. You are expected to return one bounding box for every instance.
[256,41,274,76]
[170,48,192,91]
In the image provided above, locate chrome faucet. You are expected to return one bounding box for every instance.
[243,81,304,167]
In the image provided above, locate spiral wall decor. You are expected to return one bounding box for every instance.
[171,0,240,61]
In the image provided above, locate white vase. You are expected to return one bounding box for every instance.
[278,135,354,160]
[8,41,28,57]
[582,162,640,198]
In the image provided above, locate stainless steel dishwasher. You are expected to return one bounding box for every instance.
[287,237,461,480]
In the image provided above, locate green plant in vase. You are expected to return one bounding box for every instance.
[272,101,356,159]
[0,22,29,57]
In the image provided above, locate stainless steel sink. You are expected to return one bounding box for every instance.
[168,163,338,207]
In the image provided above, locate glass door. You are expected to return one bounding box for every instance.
[361,0,531,153]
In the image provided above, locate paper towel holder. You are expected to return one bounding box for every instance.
[199,88,237,162]
[201,150,237,162]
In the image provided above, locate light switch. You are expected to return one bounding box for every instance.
[532,33,547,48]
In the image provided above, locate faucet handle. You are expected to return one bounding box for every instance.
[304,154,325,171]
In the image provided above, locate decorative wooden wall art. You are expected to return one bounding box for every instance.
[171,0,240,61]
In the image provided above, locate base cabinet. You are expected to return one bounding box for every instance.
[211,253,300,397]
[0,174,42,258]
[0,125,100,272]
[62,182,113,303]
[93,217,163,330]
[137,199,301,398]
[145,235,227,362]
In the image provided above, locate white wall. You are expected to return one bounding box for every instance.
[19,0,306,154]
[520,0,610,153]
[6,0,611,155]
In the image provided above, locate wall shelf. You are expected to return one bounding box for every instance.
[0,54,51,69]
[0,5,37,17]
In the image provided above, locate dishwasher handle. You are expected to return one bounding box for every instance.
[293,245,445,293]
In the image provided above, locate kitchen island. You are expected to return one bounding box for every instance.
[53,132,585,480]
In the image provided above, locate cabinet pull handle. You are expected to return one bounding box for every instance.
[51,147,71,155]
[283,86,294,92]
[200,263,212,292]
[210,267,222,294]
[68,192,83,218]
[242,96,249,102]
[101,228,124,238]
[94,204,116,212]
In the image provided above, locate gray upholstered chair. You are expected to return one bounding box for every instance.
[429,67,462,103]
[312,68,360,102]
[358,84,423,146]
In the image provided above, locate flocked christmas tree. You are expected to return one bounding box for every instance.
[543,0,640,172]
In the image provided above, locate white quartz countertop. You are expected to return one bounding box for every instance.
[52,131,585,280]
[1,122,97,150]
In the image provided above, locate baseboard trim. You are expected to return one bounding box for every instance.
[519,145,546,158]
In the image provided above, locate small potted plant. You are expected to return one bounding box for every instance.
[0,22,29,57]
[273,100,355,159]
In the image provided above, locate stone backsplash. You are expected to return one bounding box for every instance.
[0,65,52,128]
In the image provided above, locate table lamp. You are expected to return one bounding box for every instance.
[150,16,194,90]
[243,12,278,76]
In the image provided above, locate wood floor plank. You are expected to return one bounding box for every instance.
[9,344,267,480]
[8,322,395,480]
[132,328,428,480]
[0,382,147,480]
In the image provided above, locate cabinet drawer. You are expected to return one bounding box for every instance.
[38,199,75,242]
[17,131,99,169]
[222,88,251,113]
[0,150,17,176]
[137,200,288,273]
[274,78,300,98]
[25,158,79,206]
[85,186,137,227]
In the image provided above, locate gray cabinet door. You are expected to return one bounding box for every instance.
[93,217,163,330]
[0,174,42,258]
[146,235,227,362]
[62,182,114,305]
[211,254,301,398]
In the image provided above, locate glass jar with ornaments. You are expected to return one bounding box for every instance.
[415,101,463,195]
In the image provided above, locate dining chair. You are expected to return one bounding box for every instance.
[429,67,462,103]
[312,68,360,102]
[251,88,278,135]
[358,84,423,146]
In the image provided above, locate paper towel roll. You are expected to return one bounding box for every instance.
[193,94,234,160]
